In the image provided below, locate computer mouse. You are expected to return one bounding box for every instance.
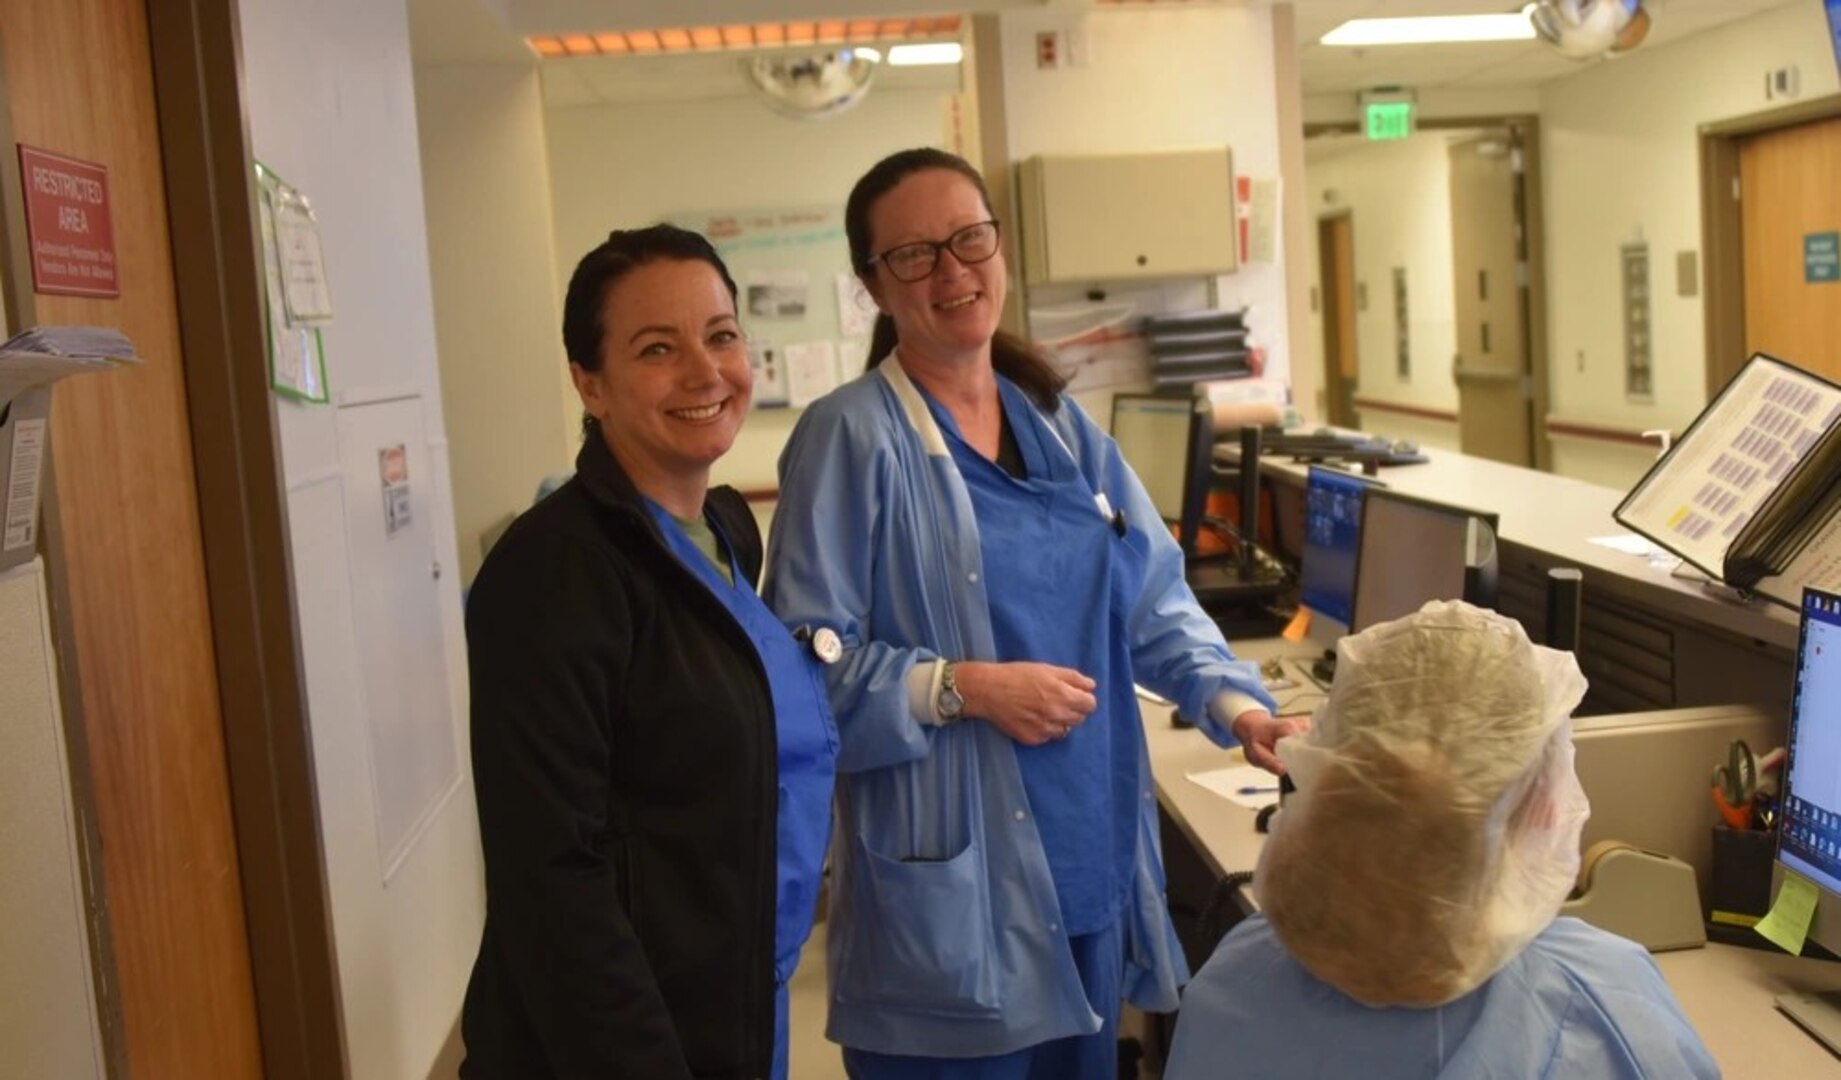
[1391,439,1418,454]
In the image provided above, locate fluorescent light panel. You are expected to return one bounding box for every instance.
[1322,11,1536,47]
[887,42,963,66]
[527,15,962,58]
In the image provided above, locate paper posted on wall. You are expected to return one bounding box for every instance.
[785,341,840,408]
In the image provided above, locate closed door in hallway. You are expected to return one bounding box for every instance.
[1740,115,1841,381]
[1449,132,1533,467]
[0,0,262,1074]
[1319,212,1358,428]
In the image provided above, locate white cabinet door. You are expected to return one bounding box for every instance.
[336,396,459,879]
[0,559,105,1079]
[1019,147,1237,285]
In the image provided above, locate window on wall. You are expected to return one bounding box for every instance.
[1622,243,1652,400]
[1392,266,1409,378]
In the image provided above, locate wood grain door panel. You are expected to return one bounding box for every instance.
[0,0,262,1074]
[1741,116,1841,381]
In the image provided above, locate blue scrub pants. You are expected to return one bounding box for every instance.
[840,920,1124,1080]
[775,980,789,1080]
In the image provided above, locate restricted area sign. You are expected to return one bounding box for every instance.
[18,144,118,298]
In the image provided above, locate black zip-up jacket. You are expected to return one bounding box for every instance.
[459,434,776,1080]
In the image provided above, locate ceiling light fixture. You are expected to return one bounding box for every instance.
[527,15,962,60]
[1321,9,1538,47]
[887,42,964,66]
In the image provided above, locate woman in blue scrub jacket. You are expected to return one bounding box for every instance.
[764,148,1303,1079]
[459,224,836,1080]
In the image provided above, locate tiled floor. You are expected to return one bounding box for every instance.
[788,933,849,1080]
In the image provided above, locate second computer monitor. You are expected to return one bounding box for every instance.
[1109,392,1210,557]
[1299,466,1372,632]
[1351,487,1500,632]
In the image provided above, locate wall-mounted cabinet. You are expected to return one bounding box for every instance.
[1016,146,1236,286]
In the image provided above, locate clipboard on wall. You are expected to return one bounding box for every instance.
[255,161,330,403]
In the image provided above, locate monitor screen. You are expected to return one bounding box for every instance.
[1300,466,1370,628]
[1110,394,1196,523]
[1351,488,1497,632]
[1778,587,1841,897]
[1829,0,1841,81]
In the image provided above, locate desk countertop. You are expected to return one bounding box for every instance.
[1229,444,1800,650]
[1142,691,1841,1077]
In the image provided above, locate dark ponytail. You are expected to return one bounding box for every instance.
[845,148,1067,411]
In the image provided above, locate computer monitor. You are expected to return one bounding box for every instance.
[1350,487,1499,633]
[1298,466,1373,635]
[1773,586,1841,1051]
[1827,0,1841,85]
[1110,392,1210,558]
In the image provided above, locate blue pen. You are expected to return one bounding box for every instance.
[1238,785,1279,795]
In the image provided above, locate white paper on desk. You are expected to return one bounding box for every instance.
[1589,533,1656,556]
[1186,764,1281,810]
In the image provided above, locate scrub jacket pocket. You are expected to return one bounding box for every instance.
[836,836,1004,1018]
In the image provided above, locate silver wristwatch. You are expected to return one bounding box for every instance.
[936,661,966,723]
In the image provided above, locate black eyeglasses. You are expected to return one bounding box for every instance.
[869,220,1001,283]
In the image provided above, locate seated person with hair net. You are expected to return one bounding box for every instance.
[1165,601,1717,1078]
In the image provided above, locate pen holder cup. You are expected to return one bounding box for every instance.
[1708,825,1776,920]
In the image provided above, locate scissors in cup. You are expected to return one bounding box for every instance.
[1710,738,1758,831]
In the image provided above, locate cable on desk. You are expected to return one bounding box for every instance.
[1272,690,1326,715]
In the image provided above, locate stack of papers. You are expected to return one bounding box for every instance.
[0,326,141,409]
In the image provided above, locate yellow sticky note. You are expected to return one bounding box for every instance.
[1281,607,1311,643]
[1756,871,1821,955]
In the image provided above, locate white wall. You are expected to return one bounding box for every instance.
[415,62,576,583]
[1539,0,1841,488]
[544,87,953,492]
[1304,132,1466,451]
[238,2,482,1077]
[999,6,1295,392]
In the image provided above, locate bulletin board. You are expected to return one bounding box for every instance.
[672,206,880,409]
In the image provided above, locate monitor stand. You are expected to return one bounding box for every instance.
[1779,990,1841,1057]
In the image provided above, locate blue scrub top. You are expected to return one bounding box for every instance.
[1166,916,1720,1079]
[923,378,1140,935]
[647,502,838,984]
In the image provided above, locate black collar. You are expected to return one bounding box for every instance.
[574,426,648,517]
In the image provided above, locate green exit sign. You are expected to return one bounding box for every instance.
[1365,101,1415,141]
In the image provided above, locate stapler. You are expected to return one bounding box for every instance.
[1561,840,1706,952]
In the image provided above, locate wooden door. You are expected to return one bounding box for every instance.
[0,1,263,1075]
[1319,213,1357,427]
[1449,132,1533,466]
[1740,116,1841,380]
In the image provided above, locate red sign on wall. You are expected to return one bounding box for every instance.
[18,145,118,298]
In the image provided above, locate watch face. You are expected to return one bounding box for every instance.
[812,627,843,665]
[939,686,965,719]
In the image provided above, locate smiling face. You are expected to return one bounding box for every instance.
[571,258,752,499]
[861,168,1006,367]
